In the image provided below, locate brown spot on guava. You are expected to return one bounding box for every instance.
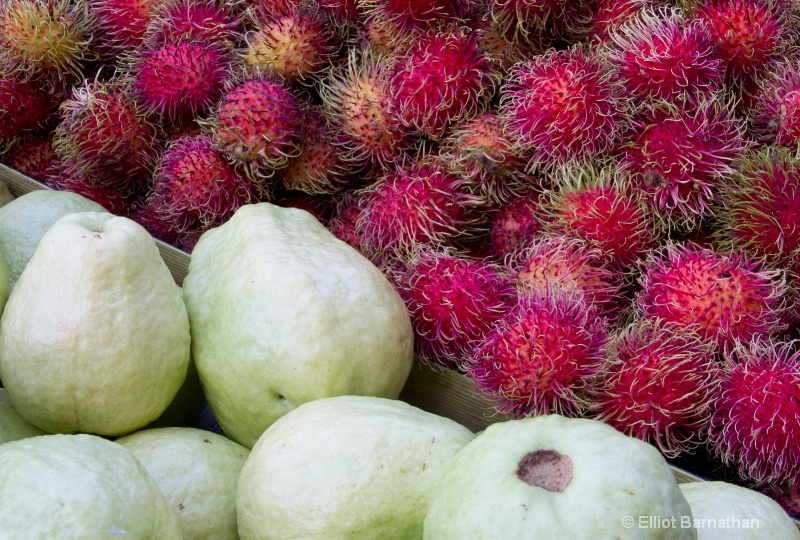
[516,449,573,492]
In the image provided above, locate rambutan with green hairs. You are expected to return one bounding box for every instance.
[543,162,658,269]
[204,74,304,177]
[355,14,418,56]
[387,28,495,139]
[588,318,718,457]
[392,248,517,367]
[53,78,161,186]
[357,0,468,35]
[606,5,724,103]
[488,190,545,261]
[0,0,96,86]
[465,287,610,418]
[620,97,748,228]
[3,133,56,181]
[243,2,337,84]
[714,147,800,275]
[128,39,233,120]
[749,60,800,148]
[506,235,622,316]
[0,73,55,148]
[636,242,789,351]
[319,47,412,171]
[278,105,350,195]
[500,46,625,172]
[143,0,242,47]
[317,0,360,26]
[708,337,800,485]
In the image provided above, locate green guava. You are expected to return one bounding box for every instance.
[0,388,47,444]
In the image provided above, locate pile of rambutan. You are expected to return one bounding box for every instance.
[4,0,800,517]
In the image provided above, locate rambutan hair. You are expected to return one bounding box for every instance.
[490,0,589,46]
[708,337,800,485]
[488,190,545,260]
[580,0,651,45]
[2,133,56,181]
[0,74,55,143]
[143,0,242,47]
[465,286,610,418]
[749,60,800,148]
[589,318,718,457]
[357,0,468,35]
[45,161,135,215]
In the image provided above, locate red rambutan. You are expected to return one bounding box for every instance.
[205,75,304,177]
[488,190,545,261]
[749,60,800,148]
[129,197,190,247]
[327,190,365,250]
[620,98,747,226]
[473,10,539,77]
[317,0,360,26]
[45,162,135,215]
[393,248,516,366]
[355,14,419,56]
[0,74,55,143]
[319,48,412,171]
[3,133,56,180]
[582,0,651,45]
[129,40,233,119]
[357,0,467,35]
[708,337,800,485]
[490,0,590,46]
[606,6,724,103]
[465,287,610,418]
[144,0,241,47]
[387,29,495,139]
[89,0,158,55]
[150,134,264,231]
[500,46,624,171]
[272,190,334,225]
[636,242,789,350]
[589,318,718,457]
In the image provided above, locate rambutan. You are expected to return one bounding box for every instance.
[500,46,624,171]
[45,162,135,215]
[355,14,418,55]
[327,190,365,250]
[0,74,55,143]
[53,79,160,186]
[582,0,651,45]
[278,106,349,195]
[243,3,337,84]
[636,242,789,350]
[144,0,241,47]
[89,0,158,55]
[204,75,304,177]
[465,287,610,418]
[387,29,495,139]
[3,133,56,180]
[488,190,545,261]
[606,6,724,103]
[357,0,467,35]
[439,110,530,204]
[749,60,800,148]
[473,10,538,77]
[543,162,658,269]
[620,98,747,226]
[392,248,516,366]
[149,134,264,231]
[588,318,718,457]
[319,48,412,171]
[507,235,621,316]
[708,337,800,485]
[761,482,800,519]
[355,158,481,257]
[129,198,188,246]
[490,0,589,45]
[714,147,800,275]
[129,39,233,119]
[272,190,334,225]
[317,0,360,26]
[0,0,95,85]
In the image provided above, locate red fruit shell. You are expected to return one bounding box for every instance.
[359,0,467,34]
[3,133,56,181]
[0,74,55,140]
[45,163,135,216]
[144,0,241,47]
[750,60,800,148]
[488,190,545,261]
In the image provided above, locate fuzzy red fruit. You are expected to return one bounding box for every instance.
[273,191,334,226]
[466,287,609,418]
[584,0,650,45]
[394,249,516,367]
[150,134,264,231]
[90,0,157,54]
[708,338,800,485]
[317,0,360,25]
[45,163,134,215]
[607,6,724,102]
[0,75,54,142]
[358,0,466,34]
[327,191,364,250]
[488,191,544,261]
[589,319,717,457]
[750,61,800,148]
[490,0,586,45]
[387,30,494,139]
[636,242,788,350]
[145,0,240,47]
[3,133,56,180]
[500,46,623,171]
[130,40,232,119]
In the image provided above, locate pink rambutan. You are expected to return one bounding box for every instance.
[490,0,589,45]
[393,248,516,366]
[129,198,188,246]
[355,158,481,257]
[708,337,800,485]
[387,29,495,139]
[150,134,264,231]
[89,0,157,55]
[500,46,624,171]
[714,147,800,275]
[465,287,610,418]
[53,79,160,186]
[473,10,539,77]
[507,235,621,316]
[761,482,800,519]
[355,14,419,55]
[45,162,135,215]
[606,6,724,103]
[278,106,350,195]
[327,191,365,250]
[439,110,530,204]
[544,162,658,269]
[129,39,233,119]
[749,60,800,148]
[582,0,651,45]
[317,0,360,26]
[144,0,241,47]
[488,190,545,261]
[357,0,467,35]
[588,318,718,457]
[620,98,747,226]
[636,242,789,350]
[205,75,304,177]
[319,48,412,171]
[3,133,56,180]
[0,75,55,143]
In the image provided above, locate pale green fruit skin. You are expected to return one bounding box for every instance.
[183,203,414,448]
[0,388,47,444]
[236,395,475,540]
[0,433,182,539]
[117,427,249,540]
[423,415,697,540]
[0,212,191,436]
[0,249,9,315]
[679,482,800,540]
[0,179,14,208]
[0,189,106,288]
